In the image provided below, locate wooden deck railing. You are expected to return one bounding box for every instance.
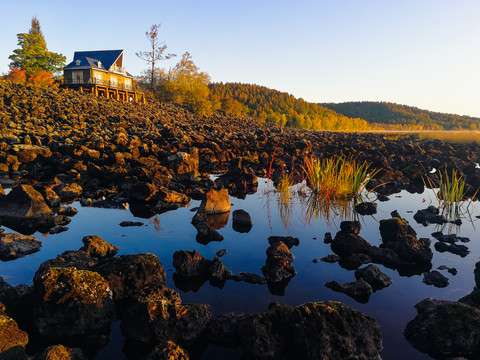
[63,78,133,91]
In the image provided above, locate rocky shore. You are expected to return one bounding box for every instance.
[0,80,479,358]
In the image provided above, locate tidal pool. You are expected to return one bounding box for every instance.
[1,178,479,360]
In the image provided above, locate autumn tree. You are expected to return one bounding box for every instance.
[9,17,66,77]
[159,52,215,116]
[136,24,175,90]
[4,68,27,84]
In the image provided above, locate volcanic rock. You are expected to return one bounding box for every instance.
[262,241,295,283]
[405,298,480,359]
[33,345,87,360]
[0,232,42,261]
[92,254,166,302]
[31,267,115,343]
[0,184,52,218]
[423,271,449,288]
[354,202,377,215]
[355,264,392,291]
[80,235,119,259]
[145,341,190,360]
[199,189,231,214]
[232,209,253,233]
[267,236,299,249]
[325,279,373,303]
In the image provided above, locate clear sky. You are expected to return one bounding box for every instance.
[1,0,479,117]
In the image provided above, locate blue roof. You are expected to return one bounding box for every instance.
[64,50,124,70]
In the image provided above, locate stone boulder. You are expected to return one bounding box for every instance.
[92,254,166,302]
[80,235,118,259]
[0,308,28,354]
[191,210,224,244]
[32,267,115,343]
[54,183,83,202]
[145,340,190,360]
[331,221,372,258]
[405,298,480,359]
[33,345,87,360]
[199,189,231,214]
[267,236,299,249]
[355,265,392,291]
[413,205,448,226]
[121,294,212,345]
[354,202,377,215]
[325,279,372,303]
[423,271,449,288]
[173,250,211,278]
[12,144,51,164]
[33,250,97,283]
[232,209,253,233]
[0,232,42,261]
[165,149,199,183]
[262,241,296,283]
[379,217,433,264]
[128,182,158,202]
[290,302,382,360]
[0,184,52,218]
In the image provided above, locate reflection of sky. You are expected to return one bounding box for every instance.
[1,179,480,360]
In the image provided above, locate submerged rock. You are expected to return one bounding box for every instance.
[405,298,480,359]
[325,279,373,303]
[413,206,448,226]
[434,241,469,257]
[172,250,211,278]
[268,236,299,249]
[354,202,377,215]
[423,271,449,288]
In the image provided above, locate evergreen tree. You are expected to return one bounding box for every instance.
[8,17,66,77]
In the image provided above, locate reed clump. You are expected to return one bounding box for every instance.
[302,156,377,202]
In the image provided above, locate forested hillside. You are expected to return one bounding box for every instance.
[321,102,480,130]
[209,83,374,131]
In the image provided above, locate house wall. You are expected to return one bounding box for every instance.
[64,69,90,83]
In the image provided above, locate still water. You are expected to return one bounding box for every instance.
[1,179,479,359]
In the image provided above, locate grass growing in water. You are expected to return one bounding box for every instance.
[425,169,478,219]
[303,156,378,202]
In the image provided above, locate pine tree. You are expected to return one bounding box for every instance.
[8,17,66,77]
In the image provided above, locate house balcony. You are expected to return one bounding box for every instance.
[63,78,133,90]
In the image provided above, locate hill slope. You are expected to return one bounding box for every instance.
[321,102,480,130]
[210,83,374,131]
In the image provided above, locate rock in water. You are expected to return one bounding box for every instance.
[0,233,42,261]
[325,279,373,303]
[355,264,393,291]
[80,235,119,259]
[232,209,253,233]
[290,302,382,360]
[423,271,449,288]
[379,217,433,265]
[0,184,52,218]
[405,298,480,359]
[199,189,231,214]
[92,254,166,302]
[262,241,296,283]
[355,202,377,215]
[32,267,115,343]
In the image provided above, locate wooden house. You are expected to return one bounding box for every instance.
[62,50,145,103]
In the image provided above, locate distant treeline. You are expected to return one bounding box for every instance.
[321,101,480,130]
[209,83,374,131]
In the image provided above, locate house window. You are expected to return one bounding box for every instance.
[111,76,117,87]
[125,78,131,90]
[75,59,81,66]
[72,71,83,84]
[94,72,102,84]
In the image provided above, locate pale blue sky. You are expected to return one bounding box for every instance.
[0,0,479,117]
